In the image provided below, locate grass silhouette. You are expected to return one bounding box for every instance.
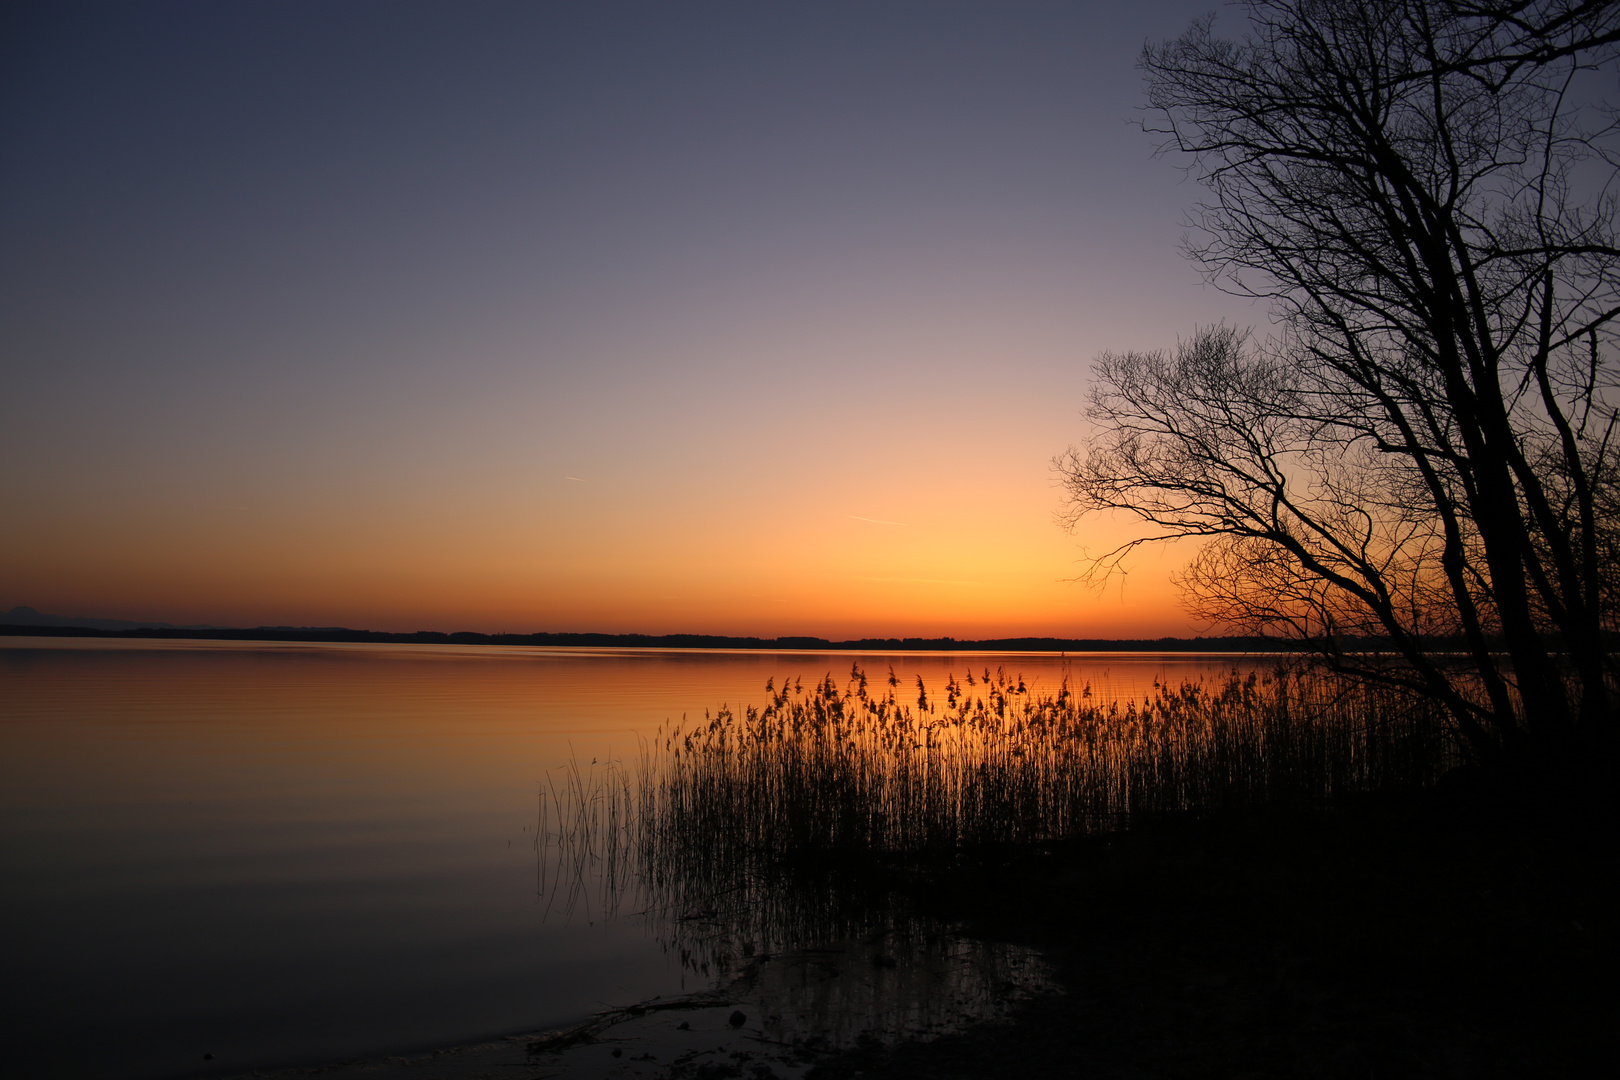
[537,662,1451,969]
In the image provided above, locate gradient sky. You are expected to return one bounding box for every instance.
[1,1,1257,638]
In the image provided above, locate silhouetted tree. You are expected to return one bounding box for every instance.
[1057,1,1620,763]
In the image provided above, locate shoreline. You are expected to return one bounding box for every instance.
[212,793,1613,1080]
[211,935,1053,1080]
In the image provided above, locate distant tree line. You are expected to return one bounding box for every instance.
[0,622,1304,654]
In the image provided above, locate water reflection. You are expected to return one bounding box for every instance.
[741,932,1053,1053]
[522,931,1055,1080]
[1,639,1271,1079]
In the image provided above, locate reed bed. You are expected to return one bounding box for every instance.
[650,662,1448,856]
[538,662,1452,965]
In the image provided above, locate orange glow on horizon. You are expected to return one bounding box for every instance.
[3,451,1205,639]
[0,1,1250,648]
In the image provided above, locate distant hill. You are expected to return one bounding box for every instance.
[0,605,217,632]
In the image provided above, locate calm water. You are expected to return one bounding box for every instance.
[0,639,1267,1079]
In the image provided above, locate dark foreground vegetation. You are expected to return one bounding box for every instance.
[805,803,1613,1079]
[534,660,1613,1078]
[636,663,1451,941]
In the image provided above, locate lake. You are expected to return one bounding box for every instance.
[0,638,1270,1079]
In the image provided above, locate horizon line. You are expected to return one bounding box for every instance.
[0,617,1345,653]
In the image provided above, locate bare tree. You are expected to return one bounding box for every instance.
[1057,1,1620,763]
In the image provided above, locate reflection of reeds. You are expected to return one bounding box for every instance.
[539,663,1451,972]
[534,750,643,922]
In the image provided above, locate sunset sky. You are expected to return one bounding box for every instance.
[1,1,1256,639]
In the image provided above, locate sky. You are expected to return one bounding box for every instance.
[0,0,1256,639]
